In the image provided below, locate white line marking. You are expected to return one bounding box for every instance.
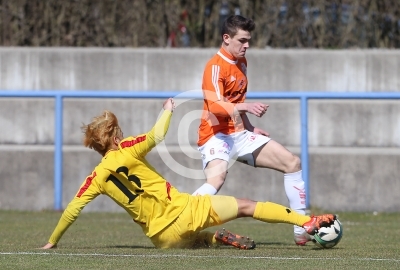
[0,252,399,262]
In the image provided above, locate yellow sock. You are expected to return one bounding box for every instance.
[253,202,310,227]
[193,231,219,248]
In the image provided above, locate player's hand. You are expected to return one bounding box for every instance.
[40,243,57,249]
[163,98,175,112]
[246,103,268,117]
[253,127,270,137]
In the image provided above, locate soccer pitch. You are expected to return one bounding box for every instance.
[1,211,399,269]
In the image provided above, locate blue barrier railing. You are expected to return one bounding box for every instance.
[1,90,400,211]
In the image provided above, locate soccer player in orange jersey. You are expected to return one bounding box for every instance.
[192,15,312,246]
[41,98,335,250]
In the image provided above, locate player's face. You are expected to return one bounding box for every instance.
[224,29,251,58]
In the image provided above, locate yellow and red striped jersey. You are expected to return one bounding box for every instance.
[48,110,189,244]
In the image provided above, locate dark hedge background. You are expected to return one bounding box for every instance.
[0,0,399,48]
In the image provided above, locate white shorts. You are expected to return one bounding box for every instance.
[198,130,271,169]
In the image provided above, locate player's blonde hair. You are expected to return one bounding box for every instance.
[81,110,123,156]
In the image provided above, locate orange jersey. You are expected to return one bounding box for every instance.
[198,47,248,146]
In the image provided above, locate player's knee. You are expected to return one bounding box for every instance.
[285,154,301,173]
[236,198,257,217]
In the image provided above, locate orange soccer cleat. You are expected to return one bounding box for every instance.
[302,214,337,235]
[214,228,256,250]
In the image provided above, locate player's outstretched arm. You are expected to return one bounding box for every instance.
[125,98,175,158]
[148,98,175,145]
[162,97,175,112]
[40,243,57,249]
[40,187,98,249]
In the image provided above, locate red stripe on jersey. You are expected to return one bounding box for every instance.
[120,135,147,149]
[76,171,96,198]
[166,182,171,200]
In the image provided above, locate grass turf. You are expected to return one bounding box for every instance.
[0,210,399,269]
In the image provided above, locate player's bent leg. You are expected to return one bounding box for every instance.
[209,196,336,248]
[208,195,255,249]
[193,159,228,195]
[194,135,232,196]
[204,159,229,191]
[150,219,195,249]
[249,201,336,235]
[253,140,300,173]
[210,195,239,222]
[235,198,309,225]
[253,141,309,245]
[249,201,309,227]
[151,196,214,249]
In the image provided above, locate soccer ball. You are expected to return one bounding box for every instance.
[312,219,343,248]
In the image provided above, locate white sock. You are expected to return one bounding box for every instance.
[284,170,307,234]
[192,183,218,196]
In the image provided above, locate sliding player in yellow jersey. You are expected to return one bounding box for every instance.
[41,98,336,250]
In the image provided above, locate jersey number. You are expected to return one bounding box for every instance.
[106,166,143,203]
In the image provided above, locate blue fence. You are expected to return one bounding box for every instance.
[1,90,400,211]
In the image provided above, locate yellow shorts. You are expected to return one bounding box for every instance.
[150,195,238,249]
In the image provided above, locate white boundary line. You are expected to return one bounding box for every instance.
[0,252,399,262]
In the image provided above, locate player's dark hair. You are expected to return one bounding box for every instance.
[221,15,255,39]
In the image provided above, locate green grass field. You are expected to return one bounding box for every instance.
[1,210,399,270]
